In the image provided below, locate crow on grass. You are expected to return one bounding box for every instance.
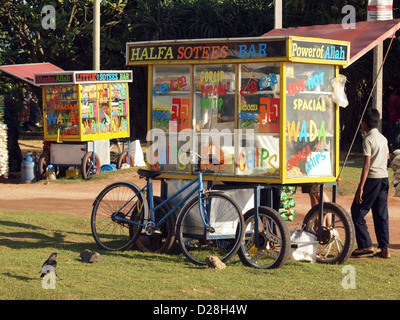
[39,253,62,280]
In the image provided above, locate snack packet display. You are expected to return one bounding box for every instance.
[279,186,296,221]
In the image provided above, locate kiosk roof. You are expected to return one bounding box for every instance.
[0,62,64,85]
[262,18,400,66]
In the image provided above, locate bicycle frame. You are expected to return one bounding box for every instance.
[112,169,212,231]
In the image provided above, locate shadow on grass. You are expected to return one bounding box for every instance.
[2,272,35,282]
[0,218,98,253]
[0,216,185,267]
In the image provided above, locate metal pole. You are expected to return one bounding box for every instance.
[373,43,383,131]
[93,0,100,70]
[274,0,282,29]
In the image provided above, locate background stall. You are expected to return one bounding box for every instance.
[34,70,132,179]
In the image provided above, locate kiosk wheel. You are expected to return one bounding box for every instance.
[238,206,291,269]
[81,151,100,179]
[117,151,133,169]
[37,151,49,180]
[302,202,355,264]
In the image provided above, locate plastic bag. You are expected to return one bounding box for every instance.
[290,228,318,263]
[331,74,349,108]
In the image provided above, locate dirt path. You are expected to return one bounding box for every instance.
[1,139,400,253]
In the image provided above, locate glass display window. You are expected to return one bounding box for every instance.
[285,63,336,178]
[81,84,98,135]
[193,64,235,176]
[97,83,111,134]
[236,63,280,178]
[150,65,191,173]
[110,83,129,134]
[44,84,79,138]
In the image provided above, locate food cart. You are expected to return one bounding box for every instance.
[126,36,355,267]
[34,70,133,179]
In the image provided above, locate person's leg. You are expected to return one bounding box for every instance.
[351,202,373,251]
[371,178,390,256]
[351,179,380,251]
[308,187,331,227]
[260,186,281,212]
[272,186,282,213]
[308,192,329,207]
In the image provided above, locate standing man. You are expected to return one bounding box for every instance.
[351,108,390,259]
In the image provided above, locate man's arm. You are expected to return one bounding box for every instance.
[355,155,371,204]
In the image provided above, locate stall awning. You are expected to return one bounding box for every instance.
[0,63,64,85]
[262,18,400,67]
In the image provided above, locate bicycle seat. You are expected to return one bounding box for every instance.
[137,169,161,179]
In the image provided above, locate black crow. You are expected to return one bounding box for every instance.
[39,253,62,280]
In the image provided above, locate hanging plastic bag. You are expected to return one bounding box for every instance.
[331,74,349,108]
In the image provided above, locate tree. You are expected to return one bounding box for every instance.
[1,0,400,144]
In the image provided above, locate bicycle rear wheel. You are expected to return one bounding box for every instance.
[91,181,147,251]
[238,206,291,269]
[176,192,244,266]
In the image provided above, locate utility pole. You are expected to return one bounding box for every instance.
[368,0,393,132]
[373,44,383,131]
[274,0,282,29]
[93,0,100,70]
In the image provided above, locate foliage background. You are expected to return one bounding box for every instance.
[1,0,400,147]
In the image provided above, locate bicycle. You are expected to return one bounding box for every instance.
[91,151,245,266]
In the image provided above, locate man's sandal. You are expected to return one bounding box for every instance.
[373,251,390,259]
[351,248,374,257]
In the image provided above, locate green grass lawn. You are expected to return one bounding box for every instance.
[0,210,399,300]
[338,153,395,196]
[1,153,398,301]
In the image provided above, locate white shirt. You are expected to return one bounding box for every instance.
[362,128,389,179]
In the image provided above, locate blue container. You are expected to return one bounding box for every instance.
[100,164,116,172]
[21,152,36,183]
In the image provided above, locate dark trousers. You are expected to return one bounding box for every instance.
[351,178,390,250]
[260,186,282,212]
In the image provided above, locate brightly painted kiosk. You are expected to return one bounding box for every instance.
[34,70,132,179]
[126,37,355,268]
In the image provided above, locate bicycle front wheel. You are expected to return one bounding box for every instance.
[91,181,147,251]
[176,192,244,266]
